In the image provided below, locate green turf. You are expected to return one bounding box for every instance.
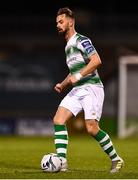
[0,134,138,179]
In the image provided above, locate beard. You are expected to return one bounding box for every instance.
[57,28,68,36]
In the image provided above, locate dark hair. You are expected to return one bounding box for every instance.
[57,7,74,19]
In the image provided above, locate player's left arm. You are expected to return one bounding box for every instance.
[68,53,101,84]
[80,52,101,77]
[68,37,102,84]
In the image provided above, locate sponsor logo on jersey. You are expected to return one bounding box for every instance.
[81,40,95,54]
[81,40,91,48]
[67,57,77,64]
[86,46,94,54]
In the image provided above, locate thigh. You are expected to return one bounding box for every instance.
[81,86,104,121]
[53,106,73,125]
[59,91,82,117]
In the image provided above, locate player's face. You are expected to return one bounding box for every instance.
[56,14,70,35]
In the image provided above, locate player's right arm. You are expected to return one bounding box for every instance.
[54,73,71,93]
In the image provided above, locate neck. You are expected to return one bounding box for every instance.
[65,28,76,42]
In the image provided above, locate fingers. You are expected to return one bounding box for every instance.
[55,87,61,93]
[54,84,62,93]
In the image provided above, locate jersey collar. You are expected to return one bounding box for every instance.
[67,32,77,44]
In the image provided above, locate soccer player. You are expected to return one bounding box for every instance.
[54,7,124,173]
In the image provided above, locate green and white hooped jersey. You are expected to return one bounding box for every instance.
[65,32,103,87]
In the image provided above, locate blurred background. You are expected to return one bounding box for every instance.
[0,0,138,137]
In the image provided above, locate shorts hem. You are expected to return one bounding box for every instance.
[85,116,100,121]
[59,105,77,117]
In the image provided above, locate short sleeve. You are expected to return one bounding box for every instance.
[77,36,97,58]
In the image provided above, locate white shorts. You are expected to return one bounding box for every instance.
[59,84,104,121]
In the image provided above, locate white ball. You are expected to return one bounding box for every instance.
[41,153,62,172]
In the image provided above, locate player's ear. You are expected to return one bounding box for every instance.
[69,18,74,27]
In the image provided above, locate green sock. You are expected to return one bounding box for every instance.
[94,129,119,161]
[54,124,68,159]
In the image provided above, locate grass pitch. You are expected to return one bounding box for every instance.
[0,134,138,179]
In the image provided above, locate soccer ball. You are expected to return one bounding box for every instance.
[41,153,62,172]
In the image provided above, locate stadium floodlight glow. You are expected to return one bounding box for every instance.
[118,55,138,138]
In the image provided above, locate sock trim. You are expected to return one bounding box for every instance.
[105,146,113,154]
[103,141,112,151]
[54,124,67,132]
[55,131,68,135]
[100,134,109,143]
[56,144,67,149]
[109,149,116,157]
[110,153,117,160]
[55,134,68,140]
[100,138,110,147]
[58,153,66,158]
[55,139,68,144]
[94,129,107,141]
[57,148,67,154]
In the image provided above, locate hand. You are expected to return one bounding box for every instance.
[54,83,63,93]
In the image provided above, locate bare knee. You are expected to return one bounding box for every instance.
[53,107,73,125]
[85,120,100,136]
[53,115,65,125]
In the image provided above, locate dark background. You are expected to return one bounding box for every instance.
[0,0,137,134]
